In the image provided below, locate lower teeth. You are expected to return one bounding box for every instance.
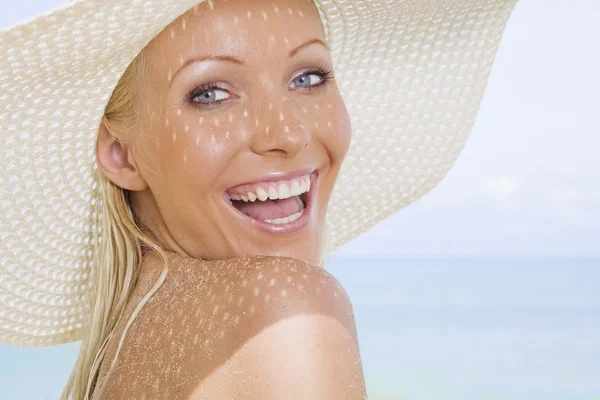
[263,209,304,225]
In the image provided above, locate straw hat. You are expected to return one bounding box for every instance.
[0,0,518,347]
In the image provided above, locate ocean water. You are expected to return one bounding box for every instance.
[1,256,599,400]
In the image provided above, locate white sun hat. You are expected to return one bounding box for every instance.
[0,0,518,347]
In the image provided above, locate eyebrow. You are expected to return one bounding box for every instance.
[170,38,329,86]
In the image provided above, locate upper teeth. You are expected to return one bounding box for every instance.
[230,175,311,202]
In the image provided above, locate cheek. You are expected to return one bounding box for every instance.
[158,111,251,182]
[317,99,352,161]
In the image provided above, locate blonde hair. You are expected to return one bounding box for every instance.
[60,41,331,400]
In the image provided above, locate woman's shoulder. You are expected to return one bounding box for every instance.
[95,253,366,399]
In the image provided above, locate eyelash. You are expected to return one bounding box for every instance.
[186,67,335,108]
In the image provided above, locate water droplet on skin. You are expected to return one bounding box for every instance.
[262,10,268,21]
[302,274,308,280]
[247,9,252,18]
[253,287,259,296]
[211,134,215,144]
[228,112,234,122]
[299,10,304,17]
[244,109,249,117]
[167,69,172,82]
[298,284,304,292]
[234,315,241,325]
[238,296,244,306]
[213,305,219,315]
[274,266,279,273]
[234,16,239,24]
[328,121,332,128]
[241,279,247,287]
[170,29,175,39]
[279,112,284,121]
[268,103,273,110]
[281,289,287,297]
[265,294,271,302]
[269,278,275,286]
[226,130,230,139]
[273,4,279,13]
[185,123,189,132]
[257,272,263,280]
[327,103,332,108]
[196,135,200,146]
[165,117,169,126]
[214,116,220,127]
[177,109,182,117]
[179,54,184,65]
[182,18,187,30]
[172,131,177,141]
[314,121,319,128]
[284,125,290,133]
[223,312,230,322]
[287,7,293,15]
[255,117,260,127]
[265,125,270,135]
[286,276,292,283]
[199,117,204,125]
[208,0,215,10]
[250,305,255,313]
[302,107,308,113]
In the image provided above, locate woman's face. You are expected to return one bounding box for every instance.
[124,0,351,264]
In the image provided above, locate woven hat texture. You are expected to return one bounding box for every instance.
[0,0,518,346]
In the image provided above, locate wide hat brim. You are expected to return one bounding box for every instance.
[0,0,518,346]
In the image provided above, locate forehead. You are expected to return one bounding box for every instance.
[146,0,325,65]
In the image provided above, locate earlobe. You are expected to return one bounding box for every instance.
[96,119,148,192]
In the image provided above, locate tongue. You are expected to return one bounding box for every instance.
[233,196,303,221]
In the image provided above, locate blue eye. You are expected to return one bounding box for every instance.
[191,86,230,104]
[290,73,323,89]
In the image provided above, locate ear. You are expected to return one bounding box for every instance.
[96,118,149,191]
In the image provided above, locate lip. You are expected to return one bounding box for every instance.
[223,170,318,234]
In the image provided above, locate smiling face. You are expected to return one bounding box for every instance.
[97,0,351,264]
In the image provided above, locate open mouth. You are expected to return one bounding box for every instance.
[224,171,317,233]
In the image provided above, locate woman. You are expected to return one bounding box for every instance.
[0,0,519,398]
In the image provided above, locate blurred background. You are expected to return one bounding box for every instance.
[1,1,599,399]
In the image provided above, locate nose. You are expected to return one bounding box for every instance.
[250,104,311,158]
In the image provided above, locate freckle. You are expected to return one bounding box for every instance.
[279,112,284,121]
[238,296,244,306]
[214,116,220,127]
[253,287,259,296]
[185,123,189,132]
[286,275,292,283]
[244,109,249,117]
[265,294,271,302]
[211,134,215,144]
[226,130,230,139]
[269,278,275,286]
[284,125,289,133]
[213,305,219,315]
[208,0,214,10]
[182,18,187,30]
[247,9,252,18]
[177,109,181,117]
[257,272,263,280]
[281,289,287,297]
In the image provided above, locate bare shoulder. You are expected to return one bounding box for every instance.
[95,254,367,400]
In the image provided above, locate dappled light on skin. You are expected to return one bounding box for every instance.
[95,252,365,399]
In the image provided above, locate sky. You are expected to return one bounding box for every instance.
[1,1,599,400]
